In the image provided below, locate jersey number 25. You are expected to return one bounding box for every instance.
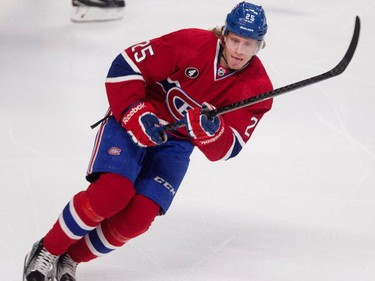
[131,40,154,63]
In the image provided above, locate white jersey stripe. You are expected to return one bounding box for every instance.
[121,50,142,74]
[105,75,144,83]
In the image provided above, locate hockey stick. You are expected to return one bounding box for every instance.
[161,16,361,132]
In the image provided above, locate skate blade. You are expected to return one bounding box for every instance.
[70,6,125,22]
[23,253,30,281]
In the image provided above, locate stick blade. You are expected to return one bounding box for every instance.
[330,16,361,76]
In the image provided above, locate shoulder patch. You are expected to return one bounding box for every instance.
[185,67,199,79]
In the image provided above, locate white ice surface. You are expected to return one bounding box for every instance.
[1,0,375,280]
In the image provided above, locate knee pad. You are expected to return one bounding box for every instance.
[105,195,160,242]
[84,173,135,219]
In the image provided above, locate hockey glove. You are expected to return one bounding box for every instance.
[121,102,167,147]
[185,102,224,140]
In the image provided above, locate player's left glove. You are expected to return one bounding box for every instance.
[185,102,224,140]
[121,101,167,147]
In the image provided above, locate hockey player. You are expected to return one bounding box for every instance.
[70,0,125,22]
[23,2,273,281]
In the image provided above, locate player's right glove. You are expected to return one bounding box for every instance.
[121,102,167,147]
[185,102,224,140]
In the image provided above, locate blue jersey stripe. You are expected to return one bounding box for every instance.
[107,53,141,78]
[227,136,243,159]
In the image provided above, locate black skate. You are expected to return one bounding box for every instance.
[71,0,125,22]
[56,254,78,281]
[23,240,58,281]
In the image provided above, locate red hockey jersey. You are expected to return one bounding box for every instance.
[105,28,273,161]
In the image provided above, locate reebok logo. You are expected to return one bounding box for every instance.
[122,103,146,125]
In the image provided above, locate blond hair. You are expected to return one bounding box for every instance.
[210,26,266,49]
[211,26,224,38]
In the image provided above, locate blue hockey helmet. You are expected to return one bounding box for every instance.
[224,2,268,41]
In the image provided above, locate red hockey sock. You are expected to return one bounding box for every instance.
[43,173,135,255]
[67,195,160,263]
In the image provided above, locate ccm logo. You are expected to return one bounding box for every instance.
[154,176,176,195]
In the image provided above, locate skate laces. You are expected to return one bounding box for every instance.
[61,254,78,278]
[34,248,58,275]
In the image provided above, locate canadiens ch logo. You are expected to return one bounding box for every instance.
[108,147,121,156]
[185,67,199,79]
[166,87,200,120]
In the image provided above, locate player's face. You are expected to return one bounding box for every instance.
[223,32,261,69]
